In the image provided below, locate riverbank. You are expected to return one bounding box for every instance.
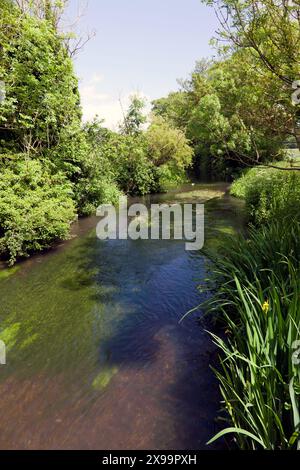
[204,168,300,449]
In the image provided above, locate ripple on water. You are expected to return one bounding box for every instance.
[0,183,244,449]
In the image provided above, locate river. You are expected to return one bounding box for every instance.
[0,183,244,450]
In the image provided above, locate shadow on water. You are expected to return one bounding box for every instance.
[0,184,244,450]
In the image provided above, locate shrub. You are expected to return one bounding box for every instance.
[44,121,124,216]
[146,116,193,189]
[0,157,76,265]
[75,179,123,217]
[101,133,157,196]
[155,163,187,191]
[231,167,300,224]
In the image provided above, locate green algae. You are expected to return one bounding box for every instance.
[0,266,20,281]
[92,366,119,391]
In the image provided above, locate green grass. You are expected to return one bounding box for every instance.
[205,220,300,449]
[230,166,300,224]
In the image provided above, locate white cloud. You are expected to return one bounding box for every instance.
[90,74,104,84]
[79,76,151,130]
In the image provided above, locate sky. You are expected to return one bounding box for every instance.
[64,0,219,129]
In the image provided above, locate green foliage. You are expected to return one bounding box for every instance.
[147,116,193,168]
[146,116,193,189]
[50,120,124,216]
[0,0,81,154]
[202,0,300,150]
[120,95,146,136]
[152,48,289,178]
[231,167,300,224]
[98,132,156,196]
[152,91,192,130]
[90,118,194,196]
[206,158,300,449]
[205,220,300,449]
[0,157,76,265]
[155,163,187,191]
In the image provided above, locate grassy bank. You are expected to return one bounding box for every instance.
[206,166,300,449]
[230,164,300,224]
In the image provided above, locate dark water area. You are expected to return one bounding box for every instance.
[0,183,244,450]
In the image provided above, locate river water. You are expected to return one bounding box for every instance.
[0,183,244,450]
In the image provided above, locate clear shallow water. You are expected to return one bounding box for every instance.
[0,183,244,450]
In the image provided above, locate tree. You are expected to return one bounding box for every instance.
[147,116,193,168]
[14,0,67,28]
[152,47,300,174]
[188,52,291,168]
[152,91,192,130]
[203,0,300,151]
[120,95,147,136]
[0,0,81,155]
[146,116,193,187]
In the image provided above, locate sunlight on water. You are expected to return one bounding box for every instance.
[0,183,244,450]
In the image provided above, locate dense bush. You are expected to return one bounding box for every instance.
[146,116,193,190]
[0,0,81,154]
[231,167,300,224]
[0,157,76,265]
[83,129,155,196]
[154,163,187,190]
[89,121,194,196]
[146,116,193,169]
[112,135,156,195]
[50,121,124,216]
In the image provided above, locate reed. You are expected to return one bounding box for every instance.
[206,220,300,449]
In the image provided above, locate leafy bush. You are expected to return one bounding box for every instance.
[155,163,187,191]
[206,220,300,449]
[44,120,124,216]
[231,167,300,224]
[146,116,193,190]
[0,157,76,265]
[0,1,81,154]
[75,178,123,217]
[100,133,157,196]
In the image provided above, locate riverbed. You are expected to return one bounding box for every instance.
[0,183,244,450]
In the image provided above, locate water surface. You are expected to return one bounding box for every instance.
[0,183,244,450]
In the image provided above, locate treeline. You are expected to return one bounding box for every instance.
[153,0,300,178]
[0,0,192,265]
[153,53,299,178]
